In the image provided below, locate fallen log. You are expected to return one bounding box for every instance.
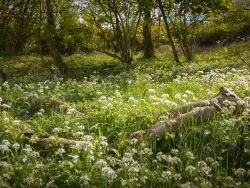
[128,87,246,141]
[22,87,247,146]
[23,126,85,147]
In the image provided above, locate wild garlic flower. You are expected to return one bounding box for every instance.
[186,165,196,175]
[96,159,107,168]
[22,145,33,154]
[200,180,212,188]
[162,170,172,181]
[171,149,179,155]
[55,148,66,155]
[0,161,13,170]
[234,168,246,177]
[139,148,153,156]
[173,173,182,181]
[175,93,181,100]
[23,176,34,185]
[12,143,20,150]
[200,166,211,176]
[13,120,21,125]
[149,89,155,93]
[35,164,44,169]
[79,175,90,185]
[130,138,138,145]
[186,151,195,160]
[101,166,117,182]
[156,152,167,161]
[197,161,207,168]
[180,182,191,188]
[129,96,135,101]
[0,144,9,153]
[2,140,11,147]
[162,93,169,98]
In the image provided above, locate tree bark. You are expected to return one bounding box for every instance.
[143,9,154,59]
[157,0,181,65]
[45,0,68,76]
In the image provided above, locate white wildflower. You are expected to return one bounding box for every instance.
[2,140,11,147]
[186,165,196,175]
[128,96,135,101]
[0,145,9,152]
[130,138,138,145]
[101,166,117,181]
[162,93,169,98]
[13,120,21,125]
[234,168,246,177]
[173,173,182,181]
[175,93,181,100]
[201,180,212,188]
[180,182,191,188]
[79,175,90,185]
[162,170,172,181]
[12,143,20,150]
[35,164,44,169]
[186,151,195,160]
[55,148,66,155]
[171,149,179,155]
[3,117,9,123]
[197,161,207,168]
[149,89,155,93]
[52,127,62,133]
[182,94,188,98]
[96,159,107,168]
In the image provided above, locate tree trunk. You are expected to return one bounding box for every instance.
[157,0,181,65]
[45,0,67,76]
[0,68,7,84]
[143,9,154,59]
[180,19,193,62]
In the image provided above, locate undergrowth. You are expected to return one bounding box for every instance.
[0,42,250,187]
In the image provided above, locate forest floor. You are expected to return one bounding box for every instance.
[0,42,250,187]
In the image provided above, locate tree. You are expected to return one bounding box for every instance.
[138,0,155,59]
[45,0,68,75]
[0,0,39,54]
[157,0,181,65]
[85,0,142,65]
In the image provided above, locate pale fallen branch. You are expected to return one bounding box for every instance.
[23,126,85,147]
[128,87,245,141]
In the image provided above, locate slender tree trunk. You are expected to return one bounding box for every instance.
[180,18,193,62]
[45,0,67,76]
[157,0,180,65]
[143,9,154,59]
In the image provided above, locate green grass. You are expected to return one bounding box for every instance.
[0,42,250,187]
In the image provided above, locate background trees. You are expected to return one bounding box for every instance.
[0,0,249,72]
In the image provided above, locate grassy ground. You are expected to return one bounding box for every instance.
[0,42,250,187]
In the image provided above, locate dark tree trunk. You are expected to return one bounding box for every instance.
[179,18,193,62]
[45,0,67,76]
[0,68,7,84]
[143,9,154,59]
[157,0,181,65]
